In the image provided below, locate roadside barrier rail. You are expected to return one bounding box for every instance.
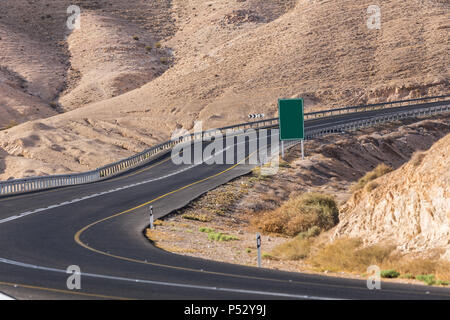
[1,94,449,197]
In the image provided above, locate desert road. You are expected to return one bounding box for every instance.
[0,101,449,300]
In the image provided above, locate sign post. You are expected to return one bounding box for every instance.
[278,98,305,159]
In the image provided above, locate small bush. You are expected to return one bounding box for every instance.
[296,226,321,240]
[436,280,449,286]
[258,193,339,236]
[207,232,238,242]
[352,164,393,191]
[133,35,140,41]
[272,237,314,260]
[416,274,436,286]
[366,181,379,192]
[381,269,400,278]
[155,42,162,48]
[160,57,168,64]
[182,214,210,222]
[400,273,415,279]
[262,253,278,260]
[199,227,215,233]
[411,151,426,167]
[145,45,152,51]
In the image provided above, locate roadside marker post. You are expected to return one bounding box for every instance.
[149,206,154,230]
[301,139,304,160]
[256,233,262,268]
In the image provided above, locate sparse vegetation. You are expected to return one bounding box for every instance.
[155,42,162,48]
[132,35,139,41]
[207,231,239,242]
[310,238,394,273]
[182,213,211,222]
[256,193,339,237]
[352,164,393,191]
[416,274,436,285]
[160,57,168,64]
[411,151,426,167]
[381,269,400,278]
[145,45,152,52]
[366,181,379,192]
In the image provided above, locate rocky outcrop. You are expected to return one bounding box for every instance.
[334,134,450,261]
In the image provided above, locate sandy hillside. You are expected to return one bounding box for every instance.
[0,0,449,179]
[335,133,450,261]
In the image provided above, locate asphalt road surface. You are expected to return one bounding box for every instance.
[0,102,449,300]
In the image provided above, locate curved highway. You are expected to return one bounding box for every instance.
[0,102,449,300]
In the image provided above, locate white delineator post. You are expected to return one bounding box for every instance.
[301,139,305,160]
[256,233,262,268]
[281,141,285,159]
[149,206,154,230]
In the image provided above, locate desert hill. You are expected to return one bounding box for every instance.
[335,133,450,261]
[0,0,449,179]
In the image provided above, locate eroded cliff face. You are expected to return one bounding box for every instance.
[335,134,450,261]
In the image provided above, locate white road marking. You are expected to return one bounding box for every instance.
[0,133,278,225]
[0,257,337,300]
[0,291,15,300]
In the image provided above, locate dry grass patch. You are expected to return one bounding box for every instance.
[352,164,393,192]
[310,238,395,273]
[255,193,339,237]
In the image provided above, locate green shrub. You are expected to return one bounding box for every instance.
[416,274,436,285]
[133,35,139,41]
[436,280,449,286]
[381,269,400,278]
[199,227,215,233]
[207,232,238,242]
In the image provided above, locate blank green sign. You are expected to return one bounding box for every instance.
[278,98,304,140]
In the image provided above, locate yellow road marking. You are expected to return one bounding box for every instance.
[74,153,450,298]
[0,281,132,300]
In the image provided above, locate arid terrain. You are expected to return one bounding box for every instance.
[146,116,450,284]
[0,0,449,180]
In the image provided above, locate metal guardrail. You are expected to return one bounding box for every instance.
[1,94,449,197]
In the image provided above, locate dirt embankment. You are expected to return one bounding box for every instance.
[335,134,450,261]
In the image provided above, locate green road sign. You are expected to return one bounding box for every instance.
[278,98,304,140]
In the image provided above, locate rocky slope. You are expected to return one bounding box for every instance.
[334,134,450,261]
[0,0,449,179]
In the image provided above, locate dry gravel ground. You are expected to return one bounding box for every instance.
[0,0,449,180]
[146,115,450,285]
